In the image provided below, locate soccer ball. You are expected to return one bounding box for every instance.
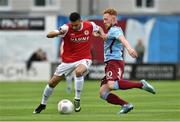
[57,99,74,114]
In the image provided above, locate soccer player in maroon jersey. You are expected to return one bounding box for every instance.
[98,8,156,114]
[33,12,103,113]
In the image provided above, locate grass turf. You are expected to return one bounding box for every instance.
[0,80,180,121]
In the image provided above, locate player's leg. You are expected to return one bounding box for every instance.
[100,82,128,106]
[114,79,155,94]
[100,60,134,114]
[73,64,86,112]
[105,80,134,114]
[114,78,156,94]
[110,60,155,94]
[116,79,143,89]
[65,74,73,94]
[73,59,92,112]
[33,62,71,114]
[33,75,64,114]
[100,77,133,114]
[105,80,155,114]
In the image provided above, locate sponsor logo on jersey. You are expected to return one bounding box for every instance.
[70,36,89,42]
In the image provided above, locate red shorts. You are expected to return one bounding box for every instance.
[100,60,124,86]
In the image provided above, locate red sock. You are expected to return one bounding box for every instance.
[106,93,128,106]
[118,80,143,90]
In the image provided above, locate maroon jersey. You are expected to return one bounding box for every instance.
[61,21,94,63]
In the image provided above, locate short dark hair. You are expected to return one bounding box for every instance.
[69,12,81,22]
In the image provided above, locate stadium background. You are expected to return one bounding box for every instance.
[0,0,180,121]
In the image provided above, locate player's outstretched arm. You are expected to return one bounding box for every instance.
[47,30,64,38]
[47,24,68,38]
[119,35,138,58]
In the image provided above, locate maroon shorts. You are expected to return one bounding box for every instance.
[100,60,124,86]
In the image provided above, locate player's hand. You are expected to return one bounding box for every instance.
[128,48,138,58]
[93,32,100,37]
[99,34,108,41]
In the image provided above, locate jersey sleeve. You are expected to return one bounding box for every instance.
[58,24,69,37]
[90,22,100,32]
[108,27,124,39]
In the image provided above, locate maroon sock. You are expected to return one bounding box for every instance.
[118,80,143,90]
[106,93,128,106]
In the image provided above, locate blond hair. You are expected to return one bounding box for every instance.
[103,8,117,16]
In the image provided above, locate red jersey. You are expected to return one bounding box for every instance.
[61,21,96,63]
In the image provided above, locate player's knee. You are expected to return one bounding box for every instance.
[99,91,110,100]
[48,79,58,88]
[48,83,55,88]
[75,70,83,77]
[107,81,114,89]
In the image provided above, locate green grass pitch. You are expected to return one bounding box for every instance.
[0,80,180,121]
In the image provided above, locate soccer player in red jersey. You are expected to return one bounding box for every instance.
[98,8,156,114]
[33,12,103,113]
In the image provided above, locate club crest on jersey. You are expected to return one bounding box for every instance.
[84,30,89,35]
